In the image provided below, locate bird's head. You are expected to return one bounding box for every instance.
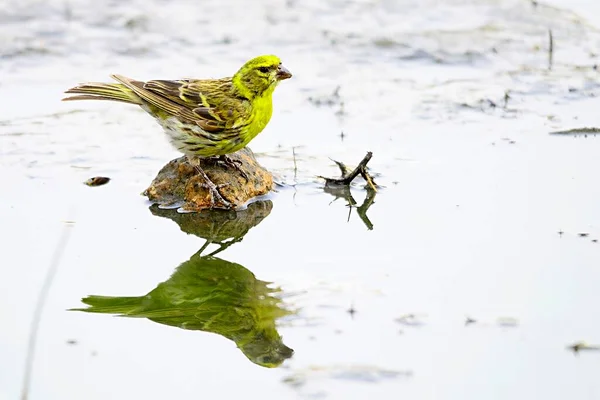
[233,55,292,100]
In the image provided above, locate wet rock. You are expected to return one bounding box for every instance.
[143,147,273,212]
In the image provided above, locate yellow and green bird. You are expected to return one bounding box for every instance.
[63,55,292,207]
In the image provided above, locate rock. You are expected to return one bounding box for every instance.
[143,147,273,212]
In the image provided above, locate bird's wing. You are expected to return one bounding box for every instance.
[111,75,238,134]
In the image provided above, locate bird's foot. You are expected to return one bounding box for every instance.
[190,163,233,209]
[216,155,249,182]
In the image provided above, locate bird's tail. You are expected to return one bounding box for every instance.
[70,295,142,315]
[63,79,143,105]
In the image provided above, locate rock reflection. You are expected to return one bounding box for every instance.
[150,200,272,256]
[73,201,294,368]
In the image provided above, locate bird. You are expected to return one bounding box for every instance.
[63,54,292,208]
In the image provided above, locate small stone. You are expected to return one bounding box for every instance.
[143,147,273,212]
[568,341,600,353]
[84,176,110,187]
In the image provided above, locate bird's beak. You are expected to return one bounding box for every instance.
[276,64,292,80]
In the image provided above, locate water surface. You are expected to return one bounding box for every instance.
[1,0,600,399]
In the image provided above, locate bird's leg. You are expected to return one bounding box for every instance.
[187,156,232,209]
[216,155,249,182]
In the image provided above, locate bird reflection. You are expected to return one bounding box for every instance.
[73,201,294,368]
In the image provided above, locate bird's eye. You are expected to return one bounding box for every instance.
[258,67,270,73]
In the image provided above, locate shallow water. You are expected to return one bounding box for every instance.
[2,0,600,399]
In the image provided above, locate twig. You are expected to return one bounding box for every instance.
[320,152,376,190]
[21,222,74,400]
[330,158,349,176]
[360,168,377,192]
[356,188,376,230]
[548,29,553,71]
[292,147,298,181]
[324,185,357,206]
[322,177,377,230]
[347,203,352,223]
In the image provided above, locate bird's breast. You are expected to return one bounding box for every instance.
[248,94,273,138]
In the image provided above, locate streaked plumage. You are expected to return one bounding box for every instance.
[63,55,292,158]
